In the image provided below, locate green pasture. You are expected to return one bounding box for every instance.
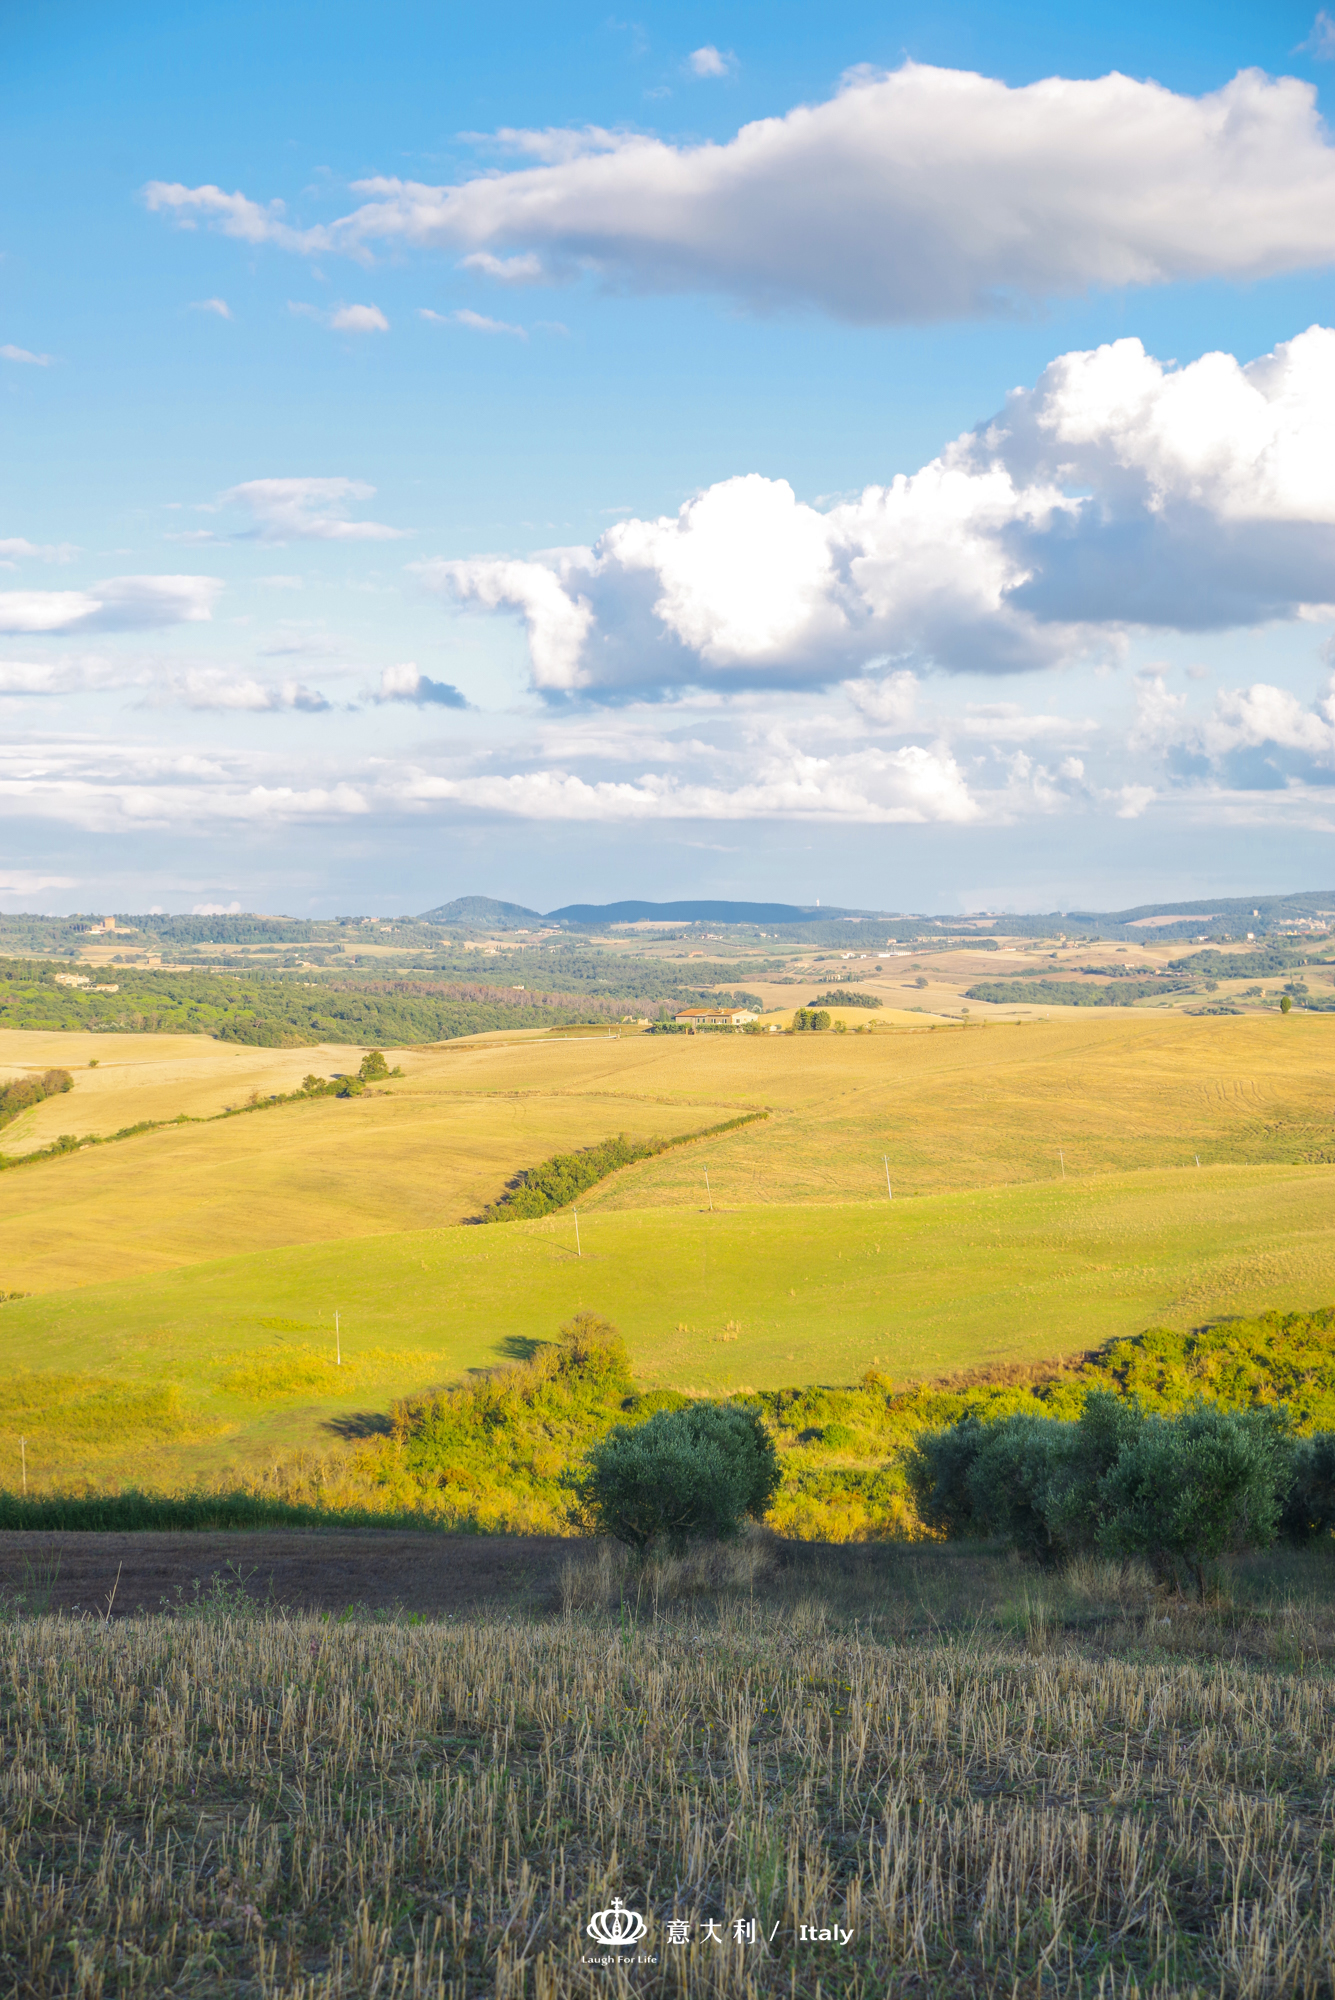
[3,1160,1333,1490]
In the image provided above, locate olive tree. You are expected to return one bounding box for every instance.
[578,1403,782,1553]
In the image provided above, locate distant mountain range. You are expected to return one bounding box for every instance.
[417,890,1335,942]
[417,896,870,929]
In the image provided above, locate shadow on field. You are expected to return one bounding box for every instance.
[323,1411,395,1439]
[3,1526,1335,1666]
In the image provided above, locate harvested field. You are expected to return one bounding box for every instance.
[0,1530,571,1620]
[5,1534,1335,1994]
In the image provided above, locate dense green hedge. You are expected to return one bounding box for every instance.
[476,1113,769,1220]
[0,1490,447,1533]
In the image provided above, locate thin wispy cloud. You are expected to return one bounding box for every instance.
[1300,9,1335,56]
[289,300,389,333]
[0,576,220,636]
[189,297,233,319]
[420,306,527,337]
[1,344,52,367]
[220,478,406,543]
[0,538,79,565]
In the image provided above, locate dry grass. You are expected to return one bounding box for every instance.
[0,1038,719,1294]
[8,1555,1335,1998]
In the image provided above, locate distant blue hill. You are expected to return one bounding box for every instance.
[543,899,862,925]
[418,896,543,928]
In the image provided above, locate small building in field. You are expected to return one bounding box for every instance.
[674,1006,757,1029]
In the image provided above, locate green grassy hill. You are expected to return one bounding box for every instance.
[2,1162,1333,1497]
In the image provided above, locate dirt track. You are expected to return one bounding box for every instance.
[0,1531,575,1618]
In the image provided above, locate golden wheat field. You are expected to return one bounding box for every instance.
[0,1010,1332,1490]
[7,1537,1335,1999]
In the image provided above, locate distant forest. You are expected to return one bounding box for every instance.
[0,959,764,1047]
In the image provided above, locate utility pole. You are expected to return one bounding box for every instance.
[883,1155,892,1201]
[574,1211,581,1258]
[335,1311,341,1366]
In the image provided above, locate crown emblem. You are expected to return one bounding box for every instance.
[586,1897,648,1947]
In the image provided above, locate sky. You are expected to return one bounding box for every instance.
[5,0,1335,916]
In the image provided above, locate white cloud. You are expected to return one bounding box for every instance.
[415,555,595,689]
[398,737,979,823]
[189,297,233,319]
[222,477,405,542]
[144,181,306,244]
[458,251,546,284]
[0,734,372,830]
[1200,677,1335,760]
[1301,11,1335,57]
[688,45,734,78]
[844,669,919,729]
[1,344,52,366]
[0,870,76,895]
[0,653,145,696]
[421,306,527,337]
[415,324,1335,696]
[0,576,221,636]
[0,538,78,565]
[193,900,242,914]
[958,703,1097,743]
[152,670,332,712]
[329,302,389,333]
[373,662,468,707]
[289,300,389,333]
[149,65,1335,323]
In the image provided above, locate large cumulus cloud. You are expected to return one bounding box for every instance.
[147,64,1335,324]
[417,326,1335,697]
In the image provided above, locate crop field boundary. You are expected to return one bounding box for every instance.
[474,1109,771,1221]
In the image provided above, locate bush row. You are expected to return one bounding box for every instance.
[475,1113,769,1221]
[907,1397,1335,1598]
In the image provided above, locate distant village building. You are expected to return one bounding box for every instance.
[674,1006,757,1029]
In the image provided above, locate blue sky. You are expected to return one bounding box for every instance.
[5,0,1335,915]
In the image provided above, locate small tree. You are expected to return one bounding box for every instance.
[1099,1403,1290,1599]
[579,1403,781,1552]
[1280,995,1293,1014]
[359,1049,391,1081]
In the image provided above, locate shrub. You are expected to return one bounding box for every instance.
[903,1415,988,1539]
[792,1008,831,1032]
[1099,1402,1291,1599]
[0,1066,73,1134]
[578,1402,782,1553]
[964,1414,1082,1566]
[359,1049,391,1080]
[907,1392,1284,1588]
[1281,1432,1335,1543]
